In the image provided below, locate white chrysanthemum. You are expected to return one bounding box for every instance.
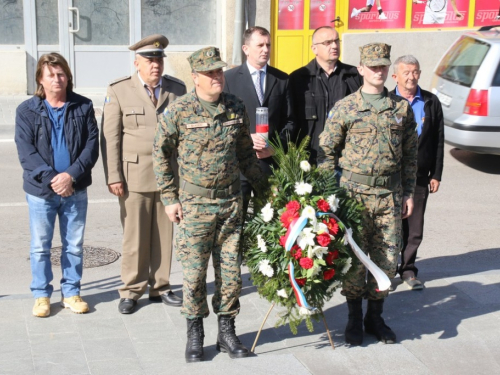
[258,259,274,277]
[261,203,274,222]
[310,245,329,259]
[302,205,316,220]
[297,227,316,250]
[313,222,328,234]
[300,160,311,172]
[342,258,352,274]
[327,280,341,293]
[299,307,314,316]
[295,181,313,196]
[327,194,340,213]
[257,235,267,253]
[277,289,288,298]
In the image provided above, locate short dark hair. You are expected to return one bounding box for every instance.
[312,26,334,44]
[243,26,270,45]
[35,53,73,99]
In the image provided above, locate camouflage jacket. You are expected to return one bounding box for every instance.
[153,89,264,205]
[318,88,418,197]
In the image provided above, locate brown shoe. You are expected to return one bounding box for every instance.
[61,296,89,314]
[33,297,51,317]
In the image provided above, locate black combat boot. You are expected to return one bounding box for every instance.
[345,298,364,345]
[216,315,249,359]
[364,299,396,344]
[185,318,204,363]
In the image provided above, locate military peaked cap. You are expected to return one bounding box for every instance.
[129,34,168,58]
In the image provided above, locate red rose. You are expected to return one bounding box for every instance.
[331,250,339,260]
[280,209,299,229]
[290,245,302,260]
[323,269,335,280]
[323,218,339,235]
[316,232,331,247]
[317,199,330,213]
[279,235,287,247]
[286,200,301,212]
[299,257,314,269]
[295,278,306,286]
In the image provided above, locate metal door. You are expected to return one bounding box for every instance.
[28,0,133,94]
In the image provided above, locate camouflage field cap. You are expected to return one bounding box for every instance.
[129,34,168,58]
[188,47,227,72]
[359,43,391,67]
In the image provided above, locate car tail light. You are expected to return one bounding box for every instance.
[464,89,489,116]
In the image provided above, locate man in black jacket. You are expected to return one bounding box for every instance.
[289,26,362,164]
[391,55,444,290]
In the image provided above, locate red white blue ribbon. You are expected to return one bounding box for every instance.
[284,216,318,314]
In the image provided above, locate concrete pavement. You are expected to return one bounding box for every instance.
[1,95,500,374]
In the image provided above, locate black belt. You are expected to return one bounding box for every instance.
[343,170,400,189]
[180,178,240,199]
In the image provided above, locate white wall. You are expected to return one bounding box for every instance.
[0,51,27,95]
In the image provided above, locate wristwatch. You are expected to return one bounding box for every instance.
[71,176,76,186]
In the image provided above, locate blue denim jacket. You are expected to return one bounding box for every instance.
[15,92,99,198]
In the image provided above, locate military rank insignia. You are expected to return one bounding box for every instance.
[163,108,169,116]
[395,114,403,124]
[328,109,334,119]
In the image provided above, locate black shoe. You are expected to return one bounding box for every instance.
[149,291,182,307]
[364,299,396,344]
[118,298,137,314]
[186,318,204,363]
[345,298,363,346]
[216,315,249,359]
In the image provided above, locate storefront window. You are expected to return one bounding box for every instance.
[0,0,24,44]
[141,0,217,45]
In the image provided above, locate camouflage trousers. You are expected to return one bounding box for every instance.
[176,190,243,319]
[342,184,403,300]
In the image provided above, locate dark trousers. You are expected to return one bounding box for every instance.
[399,180,429,279]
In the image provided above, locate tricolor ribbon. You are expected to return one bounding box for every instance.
[321,213,391,292]
[284,216,319,315]
[282,211,391,314]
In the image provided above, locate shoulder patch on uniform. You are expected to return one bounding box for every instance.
[328,109,334,119]
[108,76,131,86]
[104,96,111,103]
[163,74,186,86]
[163,107,169,116]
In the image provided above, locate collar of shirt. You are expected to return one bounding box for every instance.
[314,59,338,78]
[246,61,267,92]
[137,72,162,98]
[396,85,425,136]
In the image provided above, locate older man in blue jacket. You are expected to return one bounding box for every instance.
[15,53,99,317]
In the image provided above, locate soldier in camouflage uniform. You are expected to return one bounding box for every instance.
[318,43,418,345]
[152,46,265,363]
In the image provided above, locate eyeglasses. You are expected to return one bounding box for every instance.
[313,39,341,47]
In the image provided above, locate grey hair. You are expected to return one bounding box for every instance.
[393,55,420,74]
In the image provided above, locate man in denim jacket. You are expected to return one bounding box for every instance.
[15,53,99,317]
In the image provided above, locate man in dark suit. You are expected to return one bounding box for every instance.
[391,55,444,290]
[223,26,295,214]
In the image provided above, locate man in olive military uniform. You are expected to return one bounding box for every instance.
[153,47,265,363]
[101,34,186,314]
[318,43,418,345]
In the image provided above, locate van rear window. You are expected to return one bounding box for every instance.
[435,36,490,87]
